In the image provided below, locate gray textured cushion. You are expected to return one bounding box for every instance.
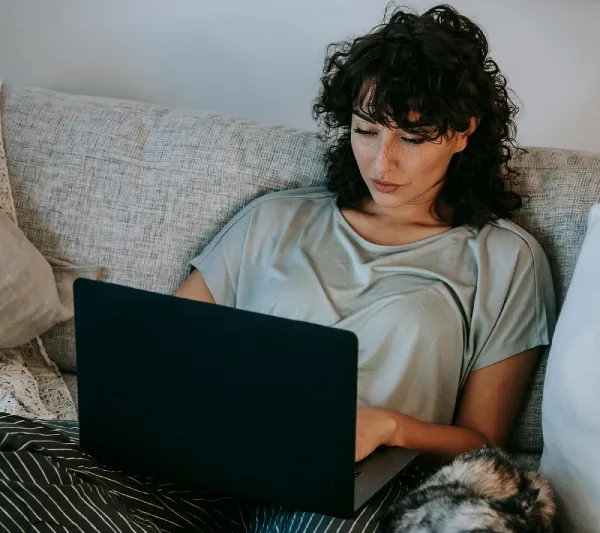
[511,453,541,472]
[1,86,326,373]
[507,148,600,452]
[61,372,78,411]
[2,85,600,452]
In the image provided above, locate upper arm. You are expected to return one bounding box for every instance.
[453,228,554,447]
[185,200,257,307]
[174,269,215,304]
[454,347,541,446]
[464,224,556,384]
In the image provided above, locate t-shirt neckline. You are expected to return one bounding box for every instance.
[330,197,468,251]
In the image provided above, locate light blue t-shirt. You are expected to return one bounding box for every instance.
[191,188,556,425]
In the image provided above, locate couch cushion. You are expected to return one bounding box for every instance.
[0,211,93,349]
[506,148,600,452]
[511,453,541,472]
[1,86,326,373]
[2,86,600,451]
[512,148,600,306]
[0,85,78,421]
[0,209,59,347]
[61,372,78,412]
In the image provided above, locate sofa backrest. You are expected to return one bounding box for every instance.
[504,148,600,452]
[2,85,327,371]
[2,85,600,453]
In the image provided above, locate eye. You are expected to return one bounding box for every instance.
[353,127,377,136]
[402,137,426,145]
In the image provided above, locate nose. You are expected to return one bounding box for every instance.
[373,132,398,174]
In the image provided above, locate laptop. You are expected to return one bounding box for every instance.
[73,278,418,518]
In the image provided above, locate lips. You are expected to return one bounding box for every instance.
[372,180,400,194]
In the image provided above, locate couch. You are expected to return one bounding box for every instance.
[2,85,600,470]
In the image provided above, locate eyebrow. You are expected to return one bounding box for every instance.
[352,109,377,124]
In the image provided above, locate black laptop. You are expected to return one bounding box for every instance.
[73,278,417,518]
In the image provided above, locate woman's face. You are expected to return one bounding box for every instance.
[350,109,473,212]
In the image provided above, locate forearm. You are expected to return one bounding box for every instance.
[382,408,488,459]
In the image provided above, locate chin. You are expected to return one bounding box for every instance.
[369,189,409,208]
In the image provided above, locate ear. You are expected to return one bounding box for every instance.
[492,488,540,516]
[453,117,479,154]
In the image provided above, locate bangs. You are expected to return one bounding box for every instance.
[354,72,472,141]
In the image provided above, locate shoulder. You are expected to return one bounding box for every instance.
[245,186,334,210]
[475,220,555,321]
[467,220,557,368]
[479,219,549,271]
[238,186,334,219]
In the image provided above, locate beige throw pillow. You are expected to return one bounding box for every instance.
[0,211,98,348]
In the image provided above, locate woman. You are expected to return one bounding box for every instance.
[178,4,554,463]
[0,4,555,533]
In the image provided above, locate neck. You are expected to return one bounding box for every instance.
[360,188,449,228]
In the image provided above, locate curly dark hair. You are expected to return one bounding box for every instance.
[313,4,523,228]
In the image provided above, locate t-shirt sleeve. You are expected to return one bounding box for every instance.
[469,231,557,373]
[189,203,255,307]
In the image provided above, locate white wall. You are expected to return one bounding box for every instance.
[0,0,598,152]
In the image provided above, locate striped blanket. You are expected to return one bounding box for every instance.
[0,414,430,532]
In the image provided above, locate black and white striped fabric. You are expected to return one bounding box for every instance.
[0,414,430,532]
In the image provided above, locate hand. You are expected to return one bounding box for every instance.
[355,407,397,462]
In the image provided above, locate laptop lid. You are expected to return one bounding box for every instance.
[74,279,359,517]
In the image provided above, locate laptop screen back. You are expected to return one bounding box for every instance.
[74,279,358,517]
